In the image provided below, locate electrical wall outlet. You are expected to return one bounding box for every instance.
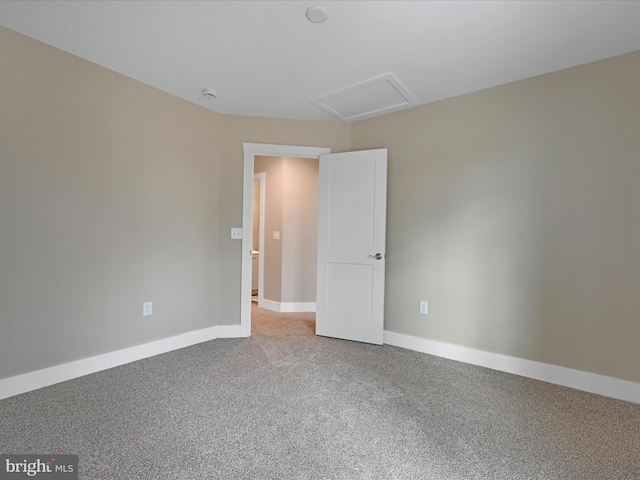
[231,228,243,239]
[143,301,153,317]
[419,301,428,315]
[273,231,280,240]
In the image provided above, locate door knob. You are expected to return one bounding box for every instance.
[367,253,384,260]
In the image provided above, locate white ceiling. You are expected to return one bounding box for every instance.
[2,1,640,123]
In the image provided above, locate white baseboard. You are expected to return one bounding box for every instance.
[281,302,316,313]
[383,330,640,405]
[8,322,634,405]
[216,324,248,338]
[258,299,316,313]
[0,324,245,401]
[258,298,281,312]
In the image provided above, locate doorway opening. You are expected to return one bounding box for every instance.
[252,156,319,314]
[240,144,331,336]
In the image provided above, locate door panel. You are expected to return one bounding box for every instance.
[316,149,387,345]
[326,262,373,315]
[327,161,376,247]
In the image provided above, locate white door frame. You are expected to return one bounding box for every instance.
[241,143,331,336]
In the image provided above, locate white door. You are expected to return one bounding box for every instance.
[316,149,387,344]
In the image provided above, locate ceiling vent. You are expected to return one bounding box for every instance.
[310,73,417,122]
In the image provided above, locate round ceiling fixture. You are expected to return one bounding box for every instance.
[202,89,217,99]
[306,5,328,24]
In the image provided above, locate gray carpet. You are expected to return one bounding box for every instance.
[1,305,639,479]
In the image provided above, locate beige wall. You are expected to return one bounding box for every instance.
[4,22,639,386]
[351,51,640,383]
[0,26,222,379]
[0,27,351,378]
[0,25,352,380]
[254,156,284,302]
[281,157,319,303]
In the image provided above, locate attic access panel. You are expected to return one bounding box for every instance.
[310,73,417,122]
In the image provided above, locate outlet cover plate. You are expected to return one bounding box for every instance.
[231,228,243,239]
[419,301,428,315]
[143,302,153,317]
